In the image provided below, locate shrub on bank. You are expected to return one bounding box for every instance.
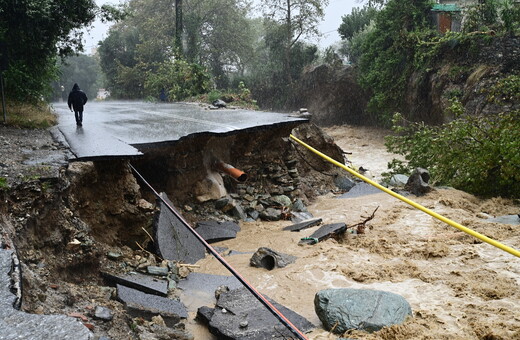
[385,110,520,198]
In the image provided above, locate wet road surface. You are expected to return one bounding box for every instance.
[53,101,307,161]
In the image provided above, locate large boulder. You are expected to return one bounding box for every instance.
[314,288,412,334]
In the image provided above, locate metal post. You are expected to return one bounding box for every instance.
[1,71,6,124]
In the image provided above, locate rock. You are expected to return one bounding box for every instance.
[106,252,123,261]
[291,198,307,212]
[338,182,381,198]
[314,288,412,334]
[270,195,292,207]
[94,306,113,321]
[212,99,227,108]
[204,287,314,339]
[388,174,409,187]
[215,197,229,210]
[230,203,248,221]
[147,266,169,276]
[334,175,356,191]
[153,193,206,264]
[259,208,282,221]
[250,247,297,270]
[194,172,227,202]
[291,211,315,223]
[405,167,431,196]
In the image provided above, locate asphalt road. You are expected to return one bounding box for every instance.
[53,101,307,161]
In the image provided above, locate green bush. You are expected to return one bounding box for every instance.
[144,59,212,101]
[385,110,520,197]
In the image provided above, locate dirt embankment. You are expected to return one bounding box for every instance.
[298,36,520,126]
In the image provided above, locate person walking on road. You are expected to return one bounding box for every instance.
[67,83,88,126]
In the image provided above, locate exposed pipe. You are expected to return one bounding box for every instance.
[214,161,248,182]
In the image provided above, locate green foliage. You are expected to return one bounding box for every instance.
[0,0,116,101]
[338,5,378,41]
[144,59,211,101]
[385,111,520,197]
[0,177,8,190]
[485,74,520,104]
[49,54,103,102]
[357,0,433,125]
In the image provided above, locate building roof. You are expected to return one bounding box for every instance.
[432,4,462,12]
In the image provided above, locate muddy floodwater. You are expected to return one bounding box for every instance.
[188,125,520,339]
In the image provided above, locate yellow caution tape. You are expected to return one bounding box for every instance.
[289,134,520,258]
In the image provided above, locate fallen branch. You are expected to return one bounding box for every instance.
[348,206,379,234]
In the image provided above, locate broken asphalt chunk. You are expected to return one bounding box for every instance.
[154,193,206,264]
[202,287,314,339]
[177,273,242,311]
[195,220,241,243]
[250,247,297,270]
[299,223,347,245]
[101,271,168,297]
[283,218,322,231]
[117,284,187,325]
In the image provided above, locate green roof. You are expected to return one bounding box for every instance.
[432,4,462,12]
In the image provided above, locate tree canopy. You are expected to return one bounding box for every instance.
[0,0,123,102]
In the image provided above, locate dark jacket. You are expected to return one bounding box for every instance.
[67,83,88,111]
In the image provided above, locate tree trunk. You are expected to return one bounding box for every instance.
[285,0,292,84]
[175,0,183,54]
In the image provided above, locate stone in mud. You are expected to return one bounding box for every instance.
[338,182,381,198]
[283,218,322,231]
[388,174,409,187]
[314,288,412,334]
[153,193,206,264]
[117,284,187,326]
[259,207,283,221]
[94,306,113,321]
[250,247,297,270]
[334,175,356,191]
[195,220,241,243]
[291,211,315,223]
[204,287,314,339]
[0,249,92,340]
[101,271,169,296]
[299,223,347,245]
[405,168,431,196]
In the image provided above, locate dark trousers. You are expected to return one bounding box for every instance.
[74,110,83,124]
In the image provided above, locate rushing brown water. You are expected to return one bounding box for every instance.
[187,125,520,339]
